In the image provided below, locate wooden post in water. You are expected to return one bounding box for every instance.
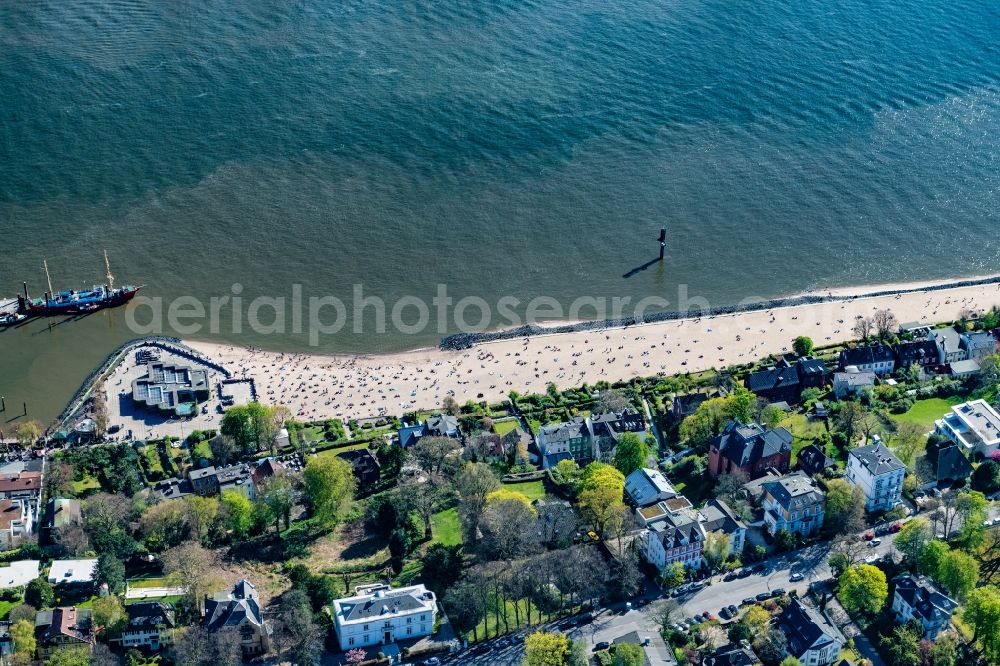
[22,402,27,416]
[0,396,5,412]
[658,228,667,260]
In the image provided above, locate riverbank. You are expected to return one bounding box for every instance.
[182,275,1000,423]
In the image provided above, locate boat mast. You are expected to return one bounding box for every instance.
[43,260,53,296]
[104,250,115,292]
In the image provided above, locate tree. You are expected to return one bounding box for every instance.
[9,605,35,625]
[726,386,757,424]
[835,401,866,446]
[162,542,217,614]
[258,473,296,532]
[612,432,651,477]
[872,309,898,340]
[578,485,624,536]
[480,495,539,561]
[139,499,189,551]
[10,619,34,657]
[303,455,356,528]
[208,435,237,467]
[185,495,221,543]
[220,402,277,455]
[741,605,771,636]
[221,491,254,538]
[679,397,730,448]
[793,336,814,357]
[660,561,686,589]
[421,543,464,595]
[567,639,588,666]
[14,421,41,448]
[753,628,789,665]
[344,648,367,665]
[54,523,91,557]
[25,577,53,608]
[853,317,873,342]
[937,549,979,600]
[45,648,91,666]
[972,460,1000,494]
[613,643,645,666]
[95,552,126,595]
[411,436,460,475]
[955,490,989,551]
[824,479,866,536]
[580,461,625,495]
[838,564,888,616]
[894,518,932,565]
[780,658,802,666]
[595,389,630,414]
[92,595,126,631]
[918,540,949,578]
[890,422,925,471]
[276,588,322,666]
[524,631,568,666]
[703,532,730,571]
[928,634,958,666]
[881,623,920,666]
[965,585,1000,663]
[45,462,76,498]
[171,625,241,666]
[761,403,786,428]
[454,462,500,542]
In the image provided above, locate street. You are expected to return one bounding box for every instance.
[443,530,903,666]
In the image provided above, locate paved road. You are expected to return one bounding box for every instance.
[677,532,900,618]
[444,530,904,665]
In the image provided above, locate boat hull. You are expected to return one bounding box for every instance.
[20,286,141,316]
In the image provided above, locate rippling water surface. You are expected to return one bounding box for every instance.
[1,0,999,421]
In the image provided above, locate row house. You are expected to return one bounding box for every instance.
[537,409,646,468]
[708,422,792,480]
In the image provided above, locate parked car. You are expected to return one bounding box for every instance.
[862,531,875,541]
[594,641,611,651]
[789,572,804,582]
[869,538,882,547]
[742,597,757,606]
[756,592,771,602]
[889,522,902,533]
[724,571,738,582]
[423,658,441,666]
[719,607,734,620]
[687,616,701,625]
[771,588,786,597]
[737,568,752,578]
[727,604,738,616]
[496,638,511,649]
[703,611,715,621]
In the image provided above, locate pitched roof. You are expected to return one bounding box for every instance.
[699,499,746,535]
[712,422,793,468]
[893,575,958,626]
[624,467,676,507]
[125,602,175,630]
[334,585,436,623]
[0,474,42,494]
[36,607,92,645]
[204,579,264,631]
[746,362,801,394]
[849,443,906,476]
[840,344,895,367]
[894,340,940,365]
[704,643,762,666]
[398,422,427,448]
[796,445,837,475]
[936,445,973,482]
[778,599,844,658]
[762,472,825,511]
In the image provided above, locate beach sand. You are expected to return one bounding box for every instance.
[184,277,1000,423]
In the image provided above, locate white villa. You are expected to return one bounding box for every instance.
[935,400,1000,460]
[332,584,437,649]
[846,442,906,513]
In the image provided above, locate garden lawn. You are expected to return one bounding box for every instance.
[892,397,964,431]
[503,480,546,501]
[127,577,170,589]
[493,420,520,437]
[780,412,832,462]
[71,475,100,495]
[430,508,462,546]
[0,599,20,620]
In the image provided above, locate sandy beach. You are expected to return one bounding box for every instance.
[174,276,1000,424]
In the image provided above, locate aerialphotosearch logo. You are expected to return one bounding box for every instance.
[123,283,729,346]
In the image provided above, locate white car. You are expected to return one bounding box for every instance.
[868,538,882,547]
[789,572,804,582]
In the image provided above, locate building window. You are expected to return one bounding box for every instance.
[348,638,355,646]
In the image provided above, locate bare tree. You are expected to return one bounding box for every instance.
[171,626,241,666]
[401,478,450,540]
[454,463,500,543]
[852,317,873,342]
[595,389,630,414]
[55,524,91,557]
[162,542,218,616]
[872,309,898,340]
[536,500,577,549]
[479,497,539,561]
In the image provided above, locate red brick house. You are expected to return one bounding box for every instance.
[708,422,792,480]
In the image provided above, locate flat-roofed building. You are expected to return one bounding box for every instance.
[935,399,1000,460]
[132,362,210,417]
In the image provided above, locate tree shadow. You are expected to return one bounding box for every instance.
[340,534,388,561]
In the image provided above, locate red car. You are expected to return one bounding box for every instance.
[861,531,875,541]
[889,522,902,533]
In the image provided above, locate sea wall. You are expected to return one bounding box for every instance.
[439,275,1000,351]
